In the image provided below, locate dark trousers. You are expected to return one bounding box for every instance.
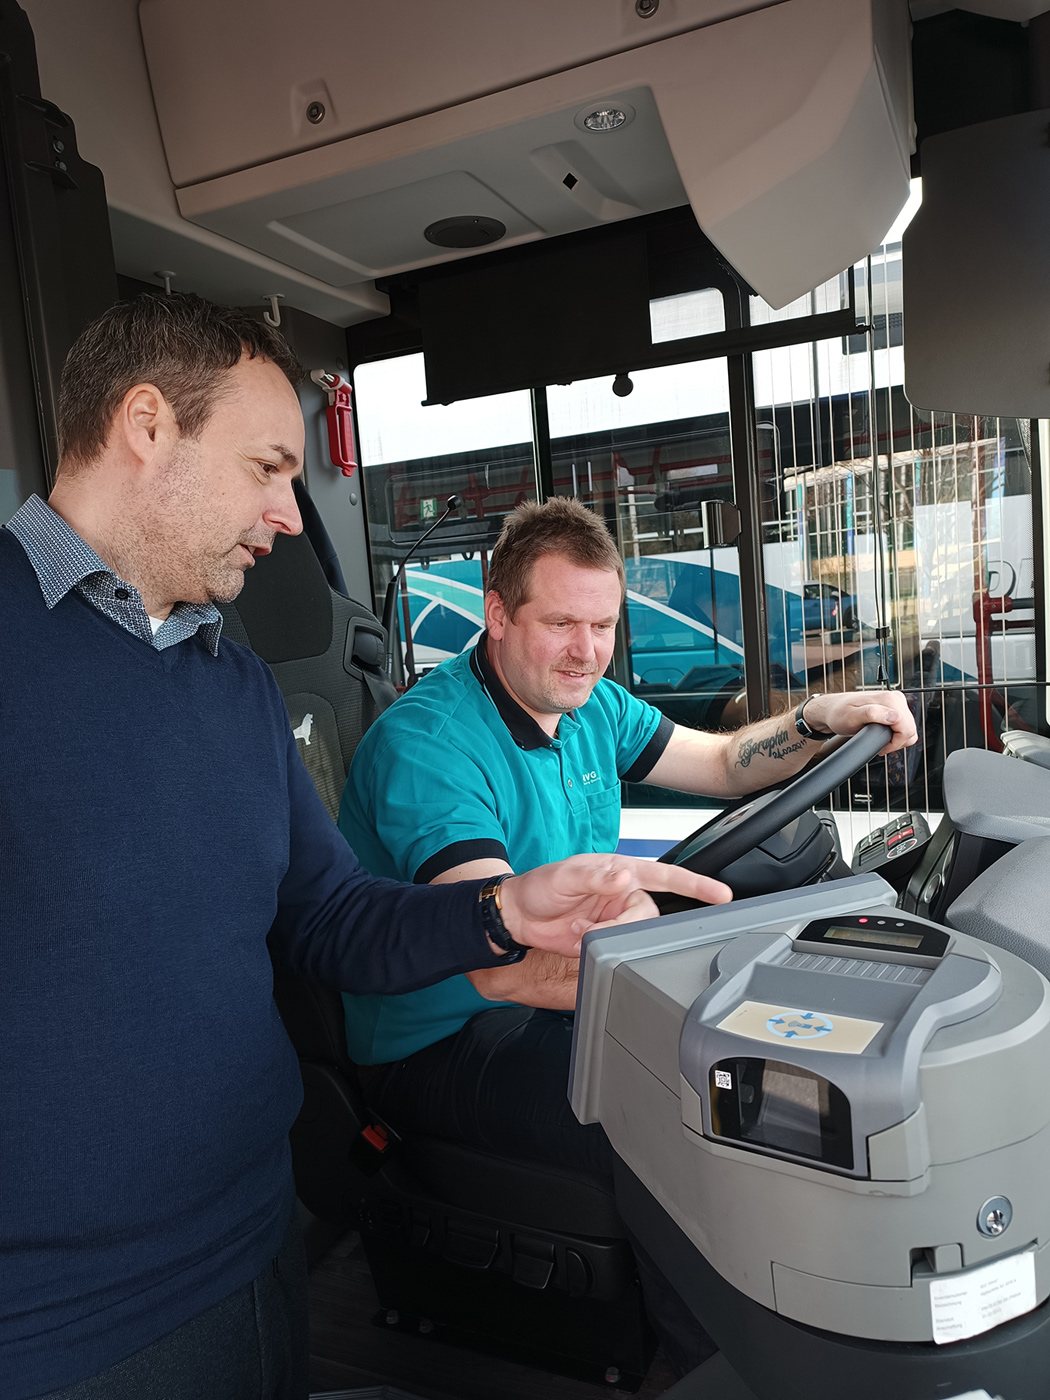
[38,1219,309,1400]
[365,1005,716,1377]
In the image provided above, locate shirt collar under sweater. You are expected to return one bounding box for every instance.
[5,494,223,655]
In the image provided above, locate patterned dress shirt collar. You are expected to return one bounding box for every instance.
[5,494,223,655]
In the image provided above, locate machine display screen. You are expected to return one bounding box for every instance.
[825,925,924,950]
[796,913,949,960]
[709,1057,853,1170]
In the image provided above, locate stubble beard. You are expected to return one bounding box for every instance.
[148,440,272,605]
[535,658,600,714]
[202,540,262,602]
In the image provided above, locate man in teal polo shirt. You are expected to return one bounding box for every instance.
[339,612,665,1067]
[338,498,916,1176]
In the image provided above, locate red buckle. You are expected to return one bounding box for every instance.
[362,1123,389,1153]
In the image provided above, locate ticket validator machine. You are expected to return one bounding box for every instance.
[570,875,1050,1398]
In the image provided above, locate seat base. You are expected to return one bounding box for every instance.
[364,1230,656,1392]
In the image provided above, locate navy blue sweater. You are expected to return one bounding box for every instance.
[0,528,506,1397]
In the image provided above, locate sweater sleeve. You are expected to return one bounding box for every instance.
[270,727,508,993]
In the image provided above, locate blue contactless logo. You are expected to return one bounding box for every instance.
[766,1011,833,1040]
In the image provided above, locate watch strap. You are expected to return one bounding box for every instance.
[795,694,833,740]
[479,874,528,961]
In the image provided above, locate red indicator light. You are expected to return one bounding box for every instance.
[858,917,869,924]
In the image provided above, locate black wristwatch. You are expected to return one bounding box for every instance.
[795,694,833,741]
[479,875,529,962]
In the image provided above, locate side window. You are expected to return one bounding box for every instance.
[354,354,534,681]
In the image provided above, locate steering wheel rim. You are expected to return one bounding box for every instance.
[658,722,894,881]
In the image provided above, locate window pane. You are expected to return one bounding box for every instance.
[354,352,534,679]
[752,244,1037,829]
[749,271,849,328]
[546,363,750,743]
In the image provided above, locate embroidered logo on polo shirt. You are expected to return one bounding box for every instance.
[581,769,599,784]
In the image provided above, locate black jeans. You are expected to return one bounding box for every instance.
[38,1217,309,1400]
[365,1005,716,1376]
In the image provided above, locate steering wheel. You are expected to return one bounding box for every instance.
[658,721,893,892]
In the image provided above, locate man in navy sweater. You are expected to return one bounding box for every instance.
[0,293,724,1400]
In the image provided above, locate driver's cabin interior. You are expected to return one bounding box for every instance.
[4,1,1050,1397]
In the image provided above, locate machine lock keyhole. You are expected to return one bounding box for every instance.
[977,1196,1013,1237]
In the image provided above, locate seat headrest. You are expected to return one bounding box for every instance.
[234,529,333,664]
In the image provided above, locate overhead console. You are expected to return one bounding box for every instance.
[139,0,913,314]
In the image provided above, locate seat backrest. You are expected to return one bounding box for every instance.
[947,835,1050,980]
[218,525,397,818]
[220,509,395,1101]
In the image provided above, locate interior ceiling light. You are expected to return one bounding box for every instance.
[582,108,628,133]
[574,102,635,135]
[424,215,506,249]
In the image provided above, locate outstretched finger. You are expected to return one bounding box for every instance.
[616,856,733,906]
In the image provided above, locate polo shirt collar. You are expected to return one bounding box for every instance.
[470,633,579,750]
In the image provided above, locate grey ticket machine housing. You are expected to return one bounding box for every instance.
[570,875,1050,1349]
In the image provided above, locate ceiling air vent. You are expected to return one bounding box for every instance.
[424,215,507,249]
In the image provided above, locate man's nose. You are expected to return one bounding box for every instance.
[266,479,303,537]
[570,624,596,660]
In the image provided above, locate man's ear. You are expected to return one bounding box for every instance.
[485,589,508,639]
[116,383,177,467]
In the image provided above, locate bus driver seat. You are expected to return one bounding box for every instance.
[220,496,655,1388]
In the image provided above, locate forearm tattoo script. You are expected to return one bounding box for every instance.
[734,725,810,769]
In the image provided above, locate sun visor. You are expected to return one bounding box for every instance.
[903,109,1050,417]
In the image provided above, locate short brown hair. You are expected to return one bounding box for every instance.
[57,291,304,469]
[486,498,625,617]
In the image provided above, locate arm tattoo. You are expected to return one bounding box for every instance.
[735,725,810,769]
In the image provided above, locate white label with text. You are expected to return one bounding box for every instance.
[930,1249,1036,1345]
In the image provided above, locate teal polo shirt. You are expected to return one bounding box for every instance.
[337,637,672,1064]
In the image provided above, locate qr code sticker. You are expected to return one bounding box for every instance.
[714,1070,733,1090]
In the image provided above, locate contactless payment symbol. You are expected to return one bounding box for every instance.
[766,1010,833,1040]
